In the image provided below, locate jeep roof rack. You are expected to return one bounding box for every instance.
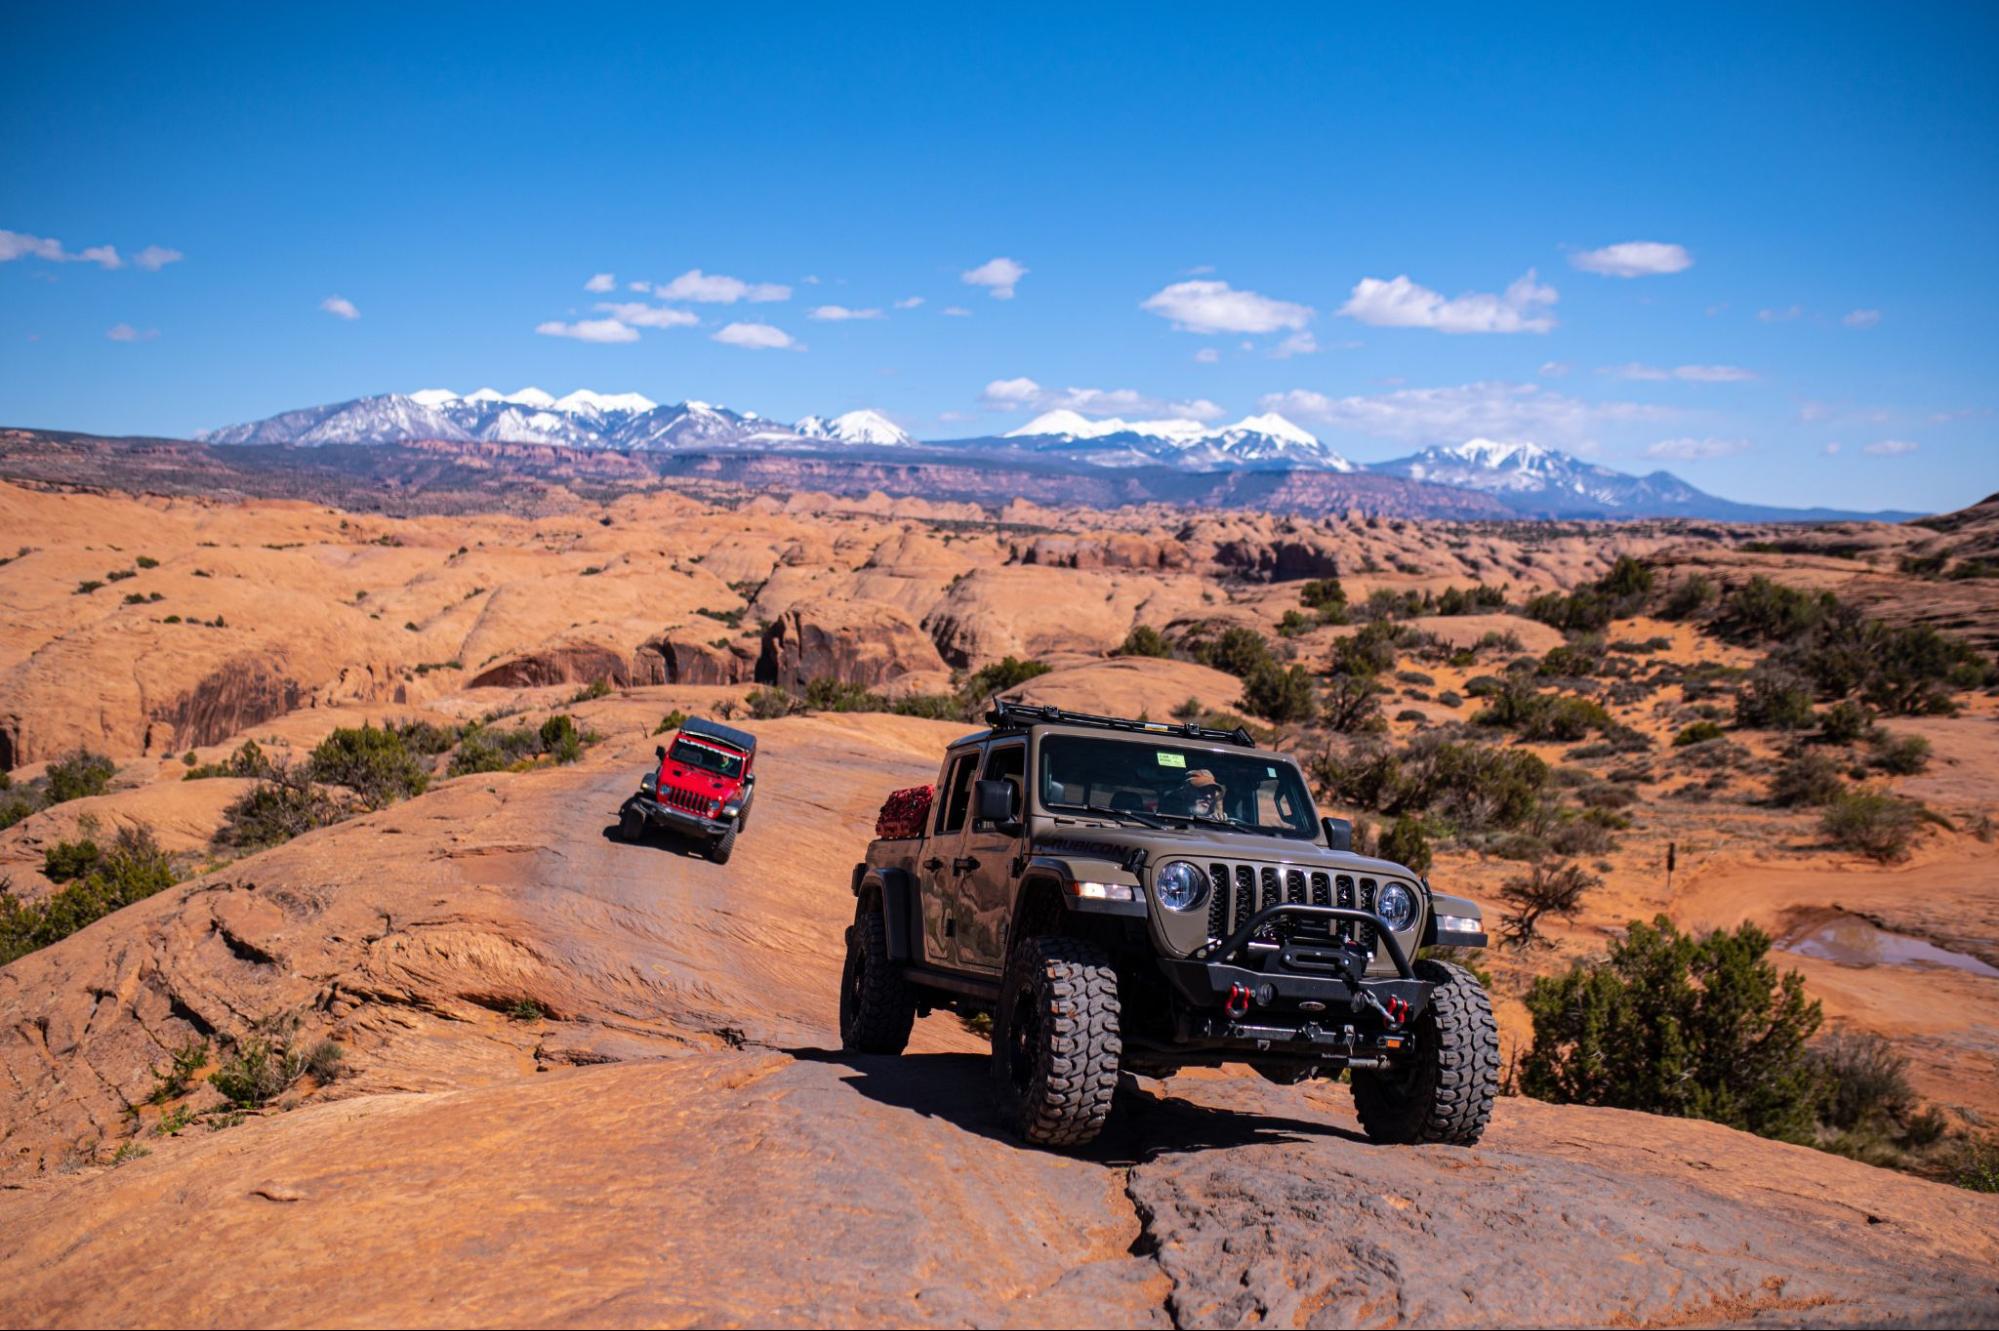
[984,699,1258,748]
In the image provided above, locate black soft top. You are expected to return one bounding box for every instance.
[679,716,758,756]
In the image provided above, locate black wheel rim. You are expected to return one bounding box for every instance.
[1006,989,1041,1092]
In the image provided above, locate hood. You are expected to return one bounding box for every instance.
[657,760,743,800]
[1031,824,1418,880]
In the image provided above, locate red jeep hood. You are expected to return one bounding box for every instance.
[657,761,741,801]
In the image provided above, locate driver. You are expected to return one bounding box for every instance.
[1161,768,1226,819]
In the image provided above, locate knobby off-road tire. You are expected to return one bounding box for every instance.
[992,936,1121,1149]
[1351,958,1500,1146]
[839,907,915,1054]
[707,821,738,865]
[736,791,752,832]
[618,806,645,843]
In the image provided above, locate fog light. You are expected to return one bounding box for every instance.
[1068,880,1135,902]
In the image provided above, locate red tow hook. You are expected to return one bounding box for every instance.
[1224,982,1253,1019]
[1383,996,1410,1027]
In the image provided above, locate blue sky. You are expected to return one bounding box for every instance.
[3,3,1994,512]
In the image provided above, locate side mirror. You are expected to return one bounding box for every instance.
[1322,816,1353,852]
[641,771,658,796]
[974,779,1020,828]
[655,744,666,760]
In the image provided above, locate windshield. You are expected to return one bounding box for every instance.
[1037,734,1318,839]
[668,735,745,778]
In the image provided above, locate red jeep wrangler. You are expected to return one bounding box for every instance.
[617,716,758,864]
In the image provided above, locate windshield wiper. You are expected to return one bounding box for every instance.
[1058,802,1168,830]
[1162,812,1293,838]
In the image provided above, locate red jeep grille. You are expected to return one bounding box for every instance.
[661,784,712,815]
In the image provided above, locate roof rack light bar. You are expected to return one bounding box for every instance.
[984,699,1257,748]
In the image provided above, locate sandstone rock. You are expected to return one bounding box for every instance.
[758,599,946,689]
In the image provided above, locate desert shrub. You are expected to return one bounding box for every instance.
[1867,732,1932,776]
[209,1016,337,1108]
[538,715,584,764]
[308,725,428,809]
[1117,625,1172,658]
[1474,682,1612,742]
[963,656,1051,699]
[1275,610,1312,638]
[1769,750,1845,807]
[1521,916,1822,1142]
[1524,556,1654,632]
[801,677,888,713]
[445,715,592,774]
[1314,734,1550,833]
[1734,664,1816,731]
[1332,622,1404,677]
[1547,813,1617,857]
[1193,627,1275,679]
[1498,860,1597,947]
[45,750,117,805]
[1674,721,1726,747]
[1814,700,1874,745]
[1377,815,1432,876]
[653,709,690,735]
[1820,790,1921,861]
[388,721,462,755]
[0,826,179,965]
[216,766,344,850]
[570,678,613,703]
[1241,662,1316,724]
[41,834,104,883]
[1659,574,1717,621]
[741,687,799,721]
[891,693,962,721]
[75,579,104,595]
[1298,577,1348,615]
[1538,638,1604,679]
[1811,1029,1915,1133]
[182,738,276,781]
[1432,583,1507,616]
[1715,576,1830,644]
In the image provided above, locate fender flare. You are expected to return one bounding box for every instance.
[857,865,920,964]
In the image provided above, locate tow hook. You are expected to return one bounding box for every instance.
[1224,982,1253,1019]
[1357,989,1410,1028]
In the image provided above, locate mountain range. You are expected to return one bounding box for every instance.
[194,388,1912,521]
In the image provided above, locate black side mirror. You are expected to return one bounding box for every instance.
[655,745,666,760]
[1322,816,1353,852]
[974,779,1020,827]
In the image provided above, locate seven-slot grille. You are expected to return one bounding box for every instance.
[660,785,716,816]
[1202,862,1379,954]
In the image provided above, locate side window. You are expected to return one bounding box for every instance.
[980,744,1025,825]
[937,751,979,835]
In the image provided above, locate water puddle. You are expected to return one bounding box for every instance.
[1782,914,1999,980]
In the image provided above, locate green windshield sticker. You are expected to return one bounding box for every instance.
[1267,766,1278,777]
[1156,751,1187,768]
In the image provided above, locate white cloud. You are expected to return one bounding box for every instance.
[1602,362,1756,383]
[961,256,1027,299]
[628,280,651,292]
[320,295,360,320]
[1569,241,1693,278]
[1864,439,1918,456]
[801,274,822,285]
[711,321,798,350]
[1823,442,1843,455]
[1758,305,1804,323]
[893,296,924,310]
[653,269,791,303]
[584,272,616,293]
[1142,279,1312,334]
[105,323,157,341]
[942,305,972,317]
[1193,347,1220,364]
[1338,270,1556,334]
[1259,379,1669,447]
[536,318,639,343]
[1539,361,1572,377]
[980,377,1225,421]
[1844,308,1881,329]
[133,245,183,272]
[0,229,124,268]
[592,301,698,329]
[1645,437,1751,460]
[808,304,883,321]
[1271,330,1319,359]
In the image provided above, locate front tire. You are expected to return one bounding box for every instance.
[839,905,915,1054]
[707,821,738,864]
[618,806,645,843]
[1351,959,1500,1145]
[991,936,1121,1148]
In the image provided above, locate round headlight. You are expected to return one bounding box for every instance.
[1154,861,1208,912]
[1375,882,1418,932]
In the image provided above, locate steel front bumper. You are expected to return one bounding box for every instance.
[623,793,728,837]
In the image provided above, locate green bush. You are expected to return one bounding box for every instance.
[42,834,104,883]
[184,738,278,781]
[1498,859,1597,946]
[1193,627,1275,679]
[1117,625,1172,658]
[1377,815,1432,876]
[802,677,887,712]
[1814,700,1874,745]
[1473,682,1612,742]
[1735,664,1816,731]
[742,687,799,721]
[1241,662,1317,723]
[963,656,1051,699]
[1313,734,1550,833]
[1659,574,1717,620]
[308,725,428,809]
[1319,672,1386,733]
[0,826,179,965]
[1521,916,1823,1142]
[653,709,691,735]
[1673,721,1726,747]
[216,767,345,851]
[1298,577,1348,614]
[1523,556,1654,632]
[446,715,594,774]
[210,1016,338,1108]
[1811,1029,1915,1134]
[45,750,117,804]
[1332,622,1404,677]
[1769,750,1845,807]
[1821,790,1921,861]
[1867,732,1932,776]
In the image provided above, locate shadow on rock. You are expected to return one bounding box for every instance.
[597,821,707,859]
[784,1046,1365,1164]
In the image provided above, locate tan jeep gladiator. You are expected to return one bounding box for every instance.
[841,701,1500,1149]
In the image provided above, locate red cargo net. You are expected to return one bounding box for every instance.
[875,785,935,840]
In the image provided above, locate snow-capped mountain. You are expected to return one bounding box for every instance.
[1371,438,1734,517]
[999,410,1354,472]
[793,409,916,447]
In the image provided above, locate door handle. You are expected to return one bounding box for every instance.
[922,858,944,873]
[952,856,980,874]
